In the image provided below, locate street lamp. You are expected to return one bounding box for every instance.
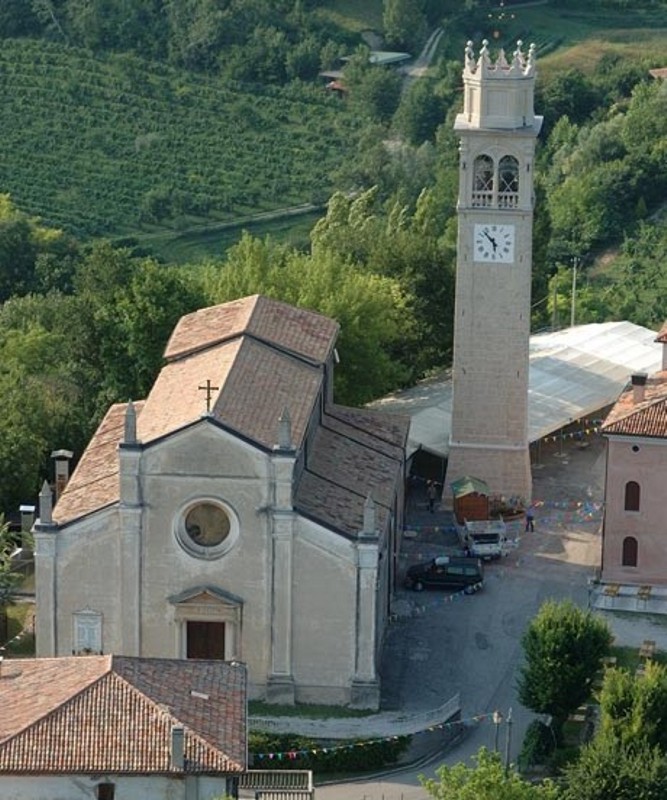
[492,710,503,752]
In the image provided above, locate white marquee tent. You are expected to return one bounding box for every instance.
[370,321,663,459]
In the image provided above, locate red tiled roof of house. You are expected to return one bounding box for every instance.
[165,295,339,365]
[601,371,667,438]
[656,321,667,344]
[0,656,246,775]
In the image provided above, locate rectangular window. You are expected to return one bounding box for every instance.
[97,783,115,800]
[73,611,102,654]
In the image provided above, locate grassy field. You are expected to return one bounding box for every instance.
[141,208,322,264]
[490,5,667,74]
[317,0,384,34]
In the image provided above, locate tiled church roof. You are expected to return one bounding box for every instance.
[0,656,246,775]
[165,294,339,364]
[53,294,407,536]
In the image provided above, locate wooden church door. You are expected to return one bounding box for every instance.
[186,621,226,659]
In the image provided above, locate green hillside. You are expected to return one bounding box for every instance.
[0,39,359,238]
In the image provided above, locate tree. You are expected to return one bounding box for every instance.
[561,733,667,800]
[598,661,667,754]
[517,600,613,731]
[0,515,23,643]
[200,232,415,404]
[393,78,445,145]
[383,0,426,51]
[312,187,456,377]
[420,747,559,799]
[71,241,205,411]
[536,69,601,137]
[343,48,403,124]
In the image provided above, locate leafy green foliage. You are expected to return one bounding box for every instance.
[420,747,559,799]
[312,187,456,375]
[561,734,667,800]
[343,48,403,123]
[0,516,22,609]
[518,719,557,772]
[598,661,667,754]
[383,0,427,51]
[201,231,414,405]
[558,643,667,797]
[542,80,667,259]
[517,601,613,727]
[0,230,206,512]
[70,241,207,412]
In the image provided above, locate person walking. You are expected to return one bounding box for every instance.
[427,480,438,513]
[525,504,535,532]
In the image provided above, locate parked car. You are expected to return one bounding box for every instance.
[404,555,484,593]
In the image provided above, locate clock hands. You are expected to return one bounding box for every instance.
[482,228,497,251]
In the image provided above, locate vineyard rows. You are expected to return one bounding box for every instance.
[0,40,360,237]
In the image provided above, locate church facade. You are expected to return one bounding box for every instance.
[34,295,407,709]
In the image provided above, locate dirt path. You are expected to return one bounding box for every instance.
[400,27,444,92]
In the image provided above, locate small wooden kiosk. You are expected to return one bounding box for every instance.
[450,475,491,525]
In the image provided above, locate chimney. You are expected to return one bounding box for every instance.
[50,450,74,502]
[19,505,35,533]
[170,725,185,770]
[631,373,648,404]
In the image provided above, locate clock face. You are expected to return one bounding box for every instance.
[473,224,515,263]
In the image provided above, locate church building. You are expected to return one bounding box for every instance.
[34,295,408,709]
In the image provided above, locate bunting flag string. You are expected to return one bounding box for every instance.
[252,713,492,761]
[406,498,604,536]
[540,421,604,444]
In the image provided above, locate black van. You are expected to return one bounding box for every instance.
[404,555,484,593]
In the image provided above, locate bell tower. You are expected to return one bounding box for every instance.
[445,40,542,502]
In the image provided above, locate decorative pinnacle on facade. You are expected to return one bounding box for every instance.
[464,39,536,78]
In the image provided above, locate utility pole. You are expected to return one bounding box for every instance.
[552,278,558,331]
[570,256,579,328]
[504,707,513,775]
[493,710,503,752]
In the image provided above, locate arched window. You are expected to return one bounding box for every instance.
[498,156,519,208]
[624,481,640,511]
[472,155,494,207]
[622,536,638,567]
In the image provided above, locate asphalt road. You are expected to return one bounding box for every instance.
[317,436,606,800]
